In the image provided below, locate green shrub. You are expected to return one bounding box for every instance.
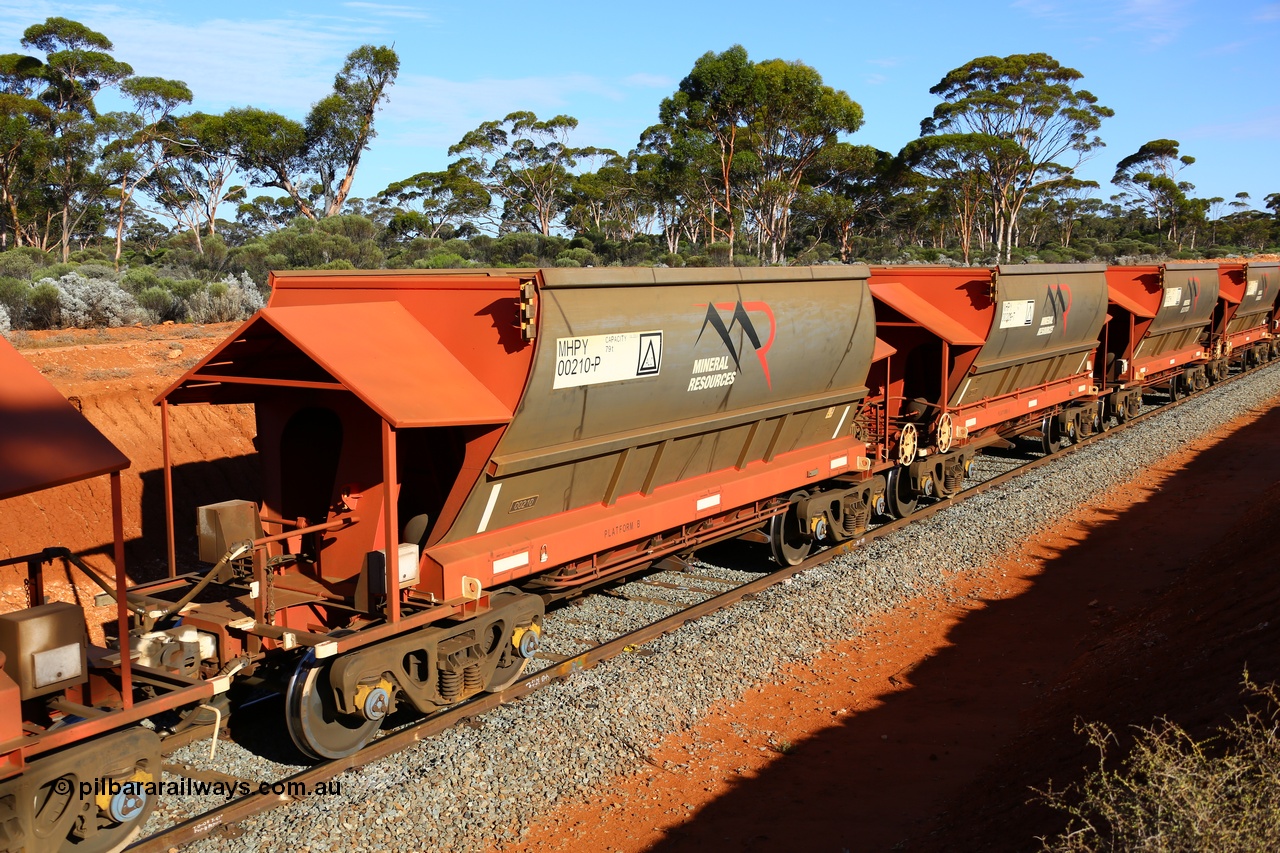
[441,238,473,259]
[0,252,36,280]
[76,263,117,281]
[27,282,61,329]
[136,287,176,323]
[42,262,80,280]
[414,253,468,269]
[2,246,52,273]
[1041,677,1280,852]
[556,248,597,267]
[120,267,166,295]
[168,279,205,300]
[68,248,109,264]
[0,277,28,322]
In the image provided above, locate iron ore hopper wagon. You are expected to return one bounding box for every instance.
[148,266,886,759]
[1,260,1277,852]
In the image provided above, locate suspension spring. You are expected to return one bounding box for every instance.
[439,669,462,701]
[463,662,483,693]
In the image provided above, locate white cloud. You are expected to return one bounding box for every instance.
[622,72,674,89]
[379,73,630,150]
[865,73,888,86]
[1010,0,1192,47]
[1117,0,1192,47]
[866,57,902,69]
[0,2,396,111]
[1180,107,1280,141]
[342,1,435,21]
[1257,2,1280,21]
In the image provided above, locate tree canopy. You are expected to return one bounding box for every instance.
[0,19,1273,295]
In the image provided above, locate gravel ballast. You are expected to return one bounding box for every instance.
[168,367,1280,853]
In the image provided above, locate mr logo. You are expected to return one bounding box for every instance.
[695,301,776,388]
[1045,284,1072,332]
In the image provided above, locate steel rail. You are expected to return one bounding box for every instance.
[128,363,1273,852]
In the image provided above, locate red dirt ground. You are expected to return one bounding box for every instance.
[505,393,1280,852]
[0,323,255,634]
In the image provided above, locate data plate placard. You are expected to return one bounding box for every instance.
[553,331,663,389]
[999,299,1036,329]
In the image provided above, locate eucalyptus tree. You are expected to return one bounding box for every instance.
[636,121,717,254]
[918,53,1112,263]
[794,143,895,262]
[19,17,134,260]
[0,52,45,248]
[100,75,192,265]
[377,164,490,240]
[563,151,656,241]
[1041,177,1099,249]
[900,133,1019,263]
[658,45,864,263]
[147,111,245,251]
[658,45,759,252]
[306,45,399,216]
[235,194,300,237]
[1111,139,1195,239]
[744,59,862,263]
[449,111,604,235]
[216,44,399,220]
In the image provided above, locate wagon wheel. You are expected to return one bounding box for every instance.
[768,491,812,567]
[898,423,919,466]
[1169,377,1184,401]
[1040,415,1062,455]
[885,467,918,519]
[935,412,955,454]
[31,741,159,853]
[485,656,527,693]
[286,652,384,760]
[485,594,535,693]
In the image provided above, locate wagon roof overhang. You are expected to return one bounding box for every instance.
[872,337,896,363]
[0,338,129,501]
[868,281,987,346]
[157,301,512,428]
[1106,287,1157,319]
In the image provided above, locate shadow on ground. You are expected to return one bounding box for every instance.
[644,405,1280,853]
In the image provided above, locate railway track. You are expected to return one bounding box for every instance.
[128,361,1272,852]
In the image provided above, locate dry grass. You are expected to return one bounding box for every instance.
[83,367,132,381]
[1039,674,1280,852]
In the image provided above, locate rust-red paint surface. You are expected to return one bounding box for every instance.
[0,337,128,501]
[160,301,511,428]
[1104,269,1160,318]
[868,278,988,346]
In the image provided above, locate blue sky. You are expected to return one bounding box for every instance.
[2,0,1278,214]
